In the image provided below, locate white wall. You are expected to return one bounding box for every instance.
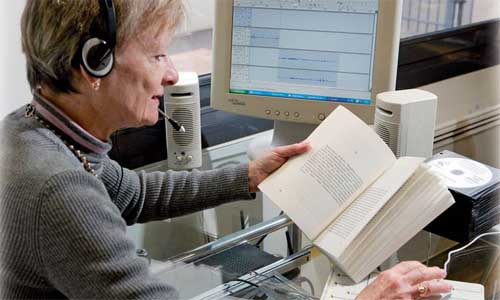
[0,0,30,118]
[471,0,500,24]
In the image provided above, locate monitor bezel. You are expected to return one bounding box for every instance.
[211,0,402,125]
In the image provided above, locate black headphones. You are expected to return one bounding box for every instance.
[81,0,117,78]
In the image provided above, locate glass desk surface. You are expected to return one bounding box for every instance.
[148,229,499,300]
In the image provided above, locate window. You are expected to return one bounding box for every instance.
[401,0,500,37]
[169,0,215,76]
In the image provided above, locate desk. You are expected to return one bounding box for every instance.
[126,130,498,299]
[143,214,498,299]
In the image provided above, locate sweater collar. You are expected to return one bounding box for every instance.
[31,95,111,155]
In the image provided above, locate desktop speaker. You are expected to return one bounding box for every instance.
[164,72,202,170]
[374,89,438,158]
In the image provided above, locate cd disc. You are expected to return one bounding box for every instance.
[427,157,493,189]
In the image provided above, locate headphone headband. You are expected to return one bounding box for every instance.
[80,0,117,77]
[101,0,116,49]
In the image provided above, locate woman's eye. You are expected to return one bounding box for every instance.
[155,54,167,62]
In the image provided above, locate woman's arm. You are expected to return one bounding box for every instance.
[102,142,309,224]
[101,157,254,224]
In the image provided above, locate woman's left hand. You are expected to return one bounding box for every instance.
[248,141,310,193]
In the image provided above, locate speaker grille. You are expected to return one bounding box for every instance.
[374,116,401,157]
[172,107,194,146]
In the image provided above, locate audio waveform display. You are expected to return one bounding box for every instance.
[279,57,337,64]
[230,0,378,104]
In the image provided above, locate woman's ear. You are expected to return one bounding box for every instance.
[77,65,101,91]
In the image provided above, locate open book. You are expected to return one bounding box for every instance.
[258,106,455,282]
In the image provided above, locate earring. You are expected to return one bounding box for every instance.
[92,80,101,91]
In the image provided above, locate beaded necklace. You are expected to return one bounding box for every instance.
[25,104,97,176]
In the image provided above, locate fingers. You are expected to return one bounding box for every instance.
[379,261,451,299]
[403,264,449,299]
[405,266,446,285]
[272,141,310,158]
[412,280,453,298]
[427,280,453,295]
[389,261,447,283]
[360,262,452,300]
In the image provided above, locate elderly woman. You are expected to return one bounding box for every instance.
[0,0,451,299]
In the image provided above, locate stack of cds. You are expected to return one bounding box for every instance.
[425,150,500,242]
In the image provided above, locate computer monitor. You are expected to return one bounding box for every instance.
[211,0,402,145]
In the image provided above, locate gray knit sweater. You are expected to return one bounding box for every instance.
[0,105,253,299]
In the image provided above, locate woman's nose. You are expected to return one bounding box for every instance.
[162,56,179,86]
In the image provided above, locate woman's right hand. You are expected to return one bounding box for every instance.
[356,261,452,300]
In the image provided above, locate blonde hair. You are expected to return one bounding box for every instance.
[21,0,184,93]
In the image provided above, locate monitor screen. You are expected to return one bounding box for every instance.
[230,0,378,106]
[212,0,401,125]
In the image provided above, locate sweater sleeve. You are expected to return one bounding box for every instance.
[38,170,177,299]
[101,157,255,224]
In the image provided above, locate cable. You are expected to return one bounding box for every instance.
[255,234,266,248]
[444,232,500,273]
[426,231,432,266]
[249,272,320,300]
[230,278,260,288]
[255,211,285,248]
[295,276,315,295]
[285,230,294,256]
[226,278,267,300]
[240,210,246,230]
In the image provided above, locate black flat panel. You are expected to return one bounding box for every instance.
[397,19,500,89]
[110,121,167,169]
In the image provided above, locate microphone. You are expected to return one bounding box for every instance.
[158,108,185,133]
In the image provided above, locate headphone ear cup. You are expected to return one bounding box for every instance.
[81,37,114,78]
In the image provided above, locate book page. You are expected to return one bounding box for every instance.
[342,169,454,281]
[315,157,424,257]
[321,269,484,300]
[259,106,396,240]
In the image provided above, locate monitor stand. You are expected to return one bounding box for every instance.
[247,120,317,256]
[247,120,317,160]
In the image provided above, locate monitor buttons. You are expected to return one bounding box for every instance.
[294,112,300,118]
[265,109,271,115]
[284,111,290,117]
[318,113,326,121]
[274,111,280,116]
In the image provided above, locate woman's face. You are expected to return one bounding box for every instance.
[101,26,178,129]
